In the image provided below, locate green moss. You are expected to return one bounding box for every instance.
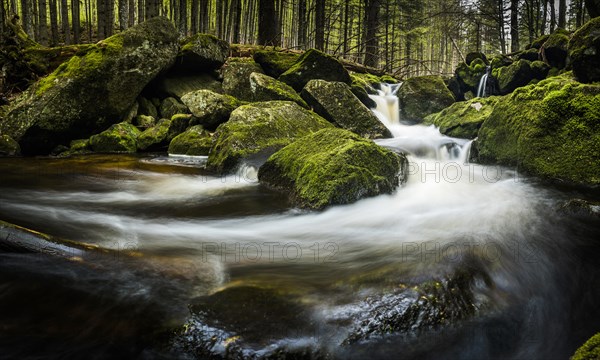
[529,34,551,49]
[253,50,300,78]
[572,333,600,360]
[168,125,212,156]
[279,49,351,91]
[178,33,229,70]
[0,135,21,156]
[423,97,499,139]
[207,101,333,173]
[477,74,600,184]
[258,128,406,209]
[89,122,141,153]
[249,72,308,107]
[137,119,171,151]
[398,75,456,122]
[181,90,242,130]
[568,17,600,83]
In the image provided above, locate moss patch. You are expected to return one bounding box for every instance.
[572,333,600,360]
[424,97,500,139]
[89,122,141,153]
[568,17,600,83]
[249,72,308,107]
[397,75,456,123]
[253,50,300,78]
[168,125,212,156]
[258,128,406,210]
[278,49,351,92]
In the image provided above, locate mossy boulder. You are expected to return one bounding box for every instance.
[207,101,332,173]
[138,97,159,119]
[541,30,570,69]
[301,79,391,139]
[249,72,308,107]
[517,48,540,62]
[253,50,300,78]
[151,71,223,98]
[258,128,407,210]
[571,333,600,360]
[465,52,488,65]
[455,59,487,94]
[168,125,212,156]
[528,34,551,49]
[222,58,264,101]
[350,72,383,108]
[0,134,20,156]
[397,75,456,123]
[159,97,189,119]
[477,73,600,184]
[176,33,229,71]
[89,122,141,153]
[568,17,600,83]
[493,59,538,94]
[278,49,351,92]
[0,17,179,155]
[423,97,499,139]
[180,90,243,130]
[531,60,551,79]
[137,119,171,151]
[134,114,157,128]
[490,54,513,70]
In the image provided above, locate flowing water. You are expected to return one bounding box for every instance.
[1,86,599,359]
[477,66,492,98]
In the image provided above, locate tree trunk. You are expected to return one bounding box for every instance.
[60,0,69,43]
[190,0,198,34]
[510,0,519,52]
[38,0,48,45]
[178,0,186,35]
[232,0,241,43]
[199,0,208,33]
[549,0,556,32]
[128,0,134,26]
[314,0,325,50]
[297,0,306,49]
[48,0,58,44]
[258,0,278,45]
[558,0,566,28]
[72,0,79,43]
[118,0,127,30]
[585,0,600,17]
[137,0,144,22]
[97,0,106,39]
[363,0,379,67]
[20,0,31,36]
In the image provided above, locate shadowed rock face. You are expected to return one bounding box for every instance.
[0,17,179,155]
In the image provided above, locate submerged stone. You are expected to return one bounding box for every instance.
[180,90,242,130]
[397,75,455,123]
[424,97,500,139]
[207,101,332,173]
[301,79,391,139]
[278,49,351,92]
[258,128,407,210]
[0,17,179,155]
[89,122,141,153]
[168,125,212,156]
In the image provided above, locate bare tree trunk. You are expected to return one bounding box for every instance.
[363,0,379,67]
[541,0,547,35]
[199,0,208,32]
[178,0,186,35]
[20,0,31,35]
[137,0,143,21]
[97,0,106,39]
[48,0,58,43]
[584,0,599,18]
[549,0,556,32]
[558,0,566,28]
[72,0,79,42]
[258,0,278,45]
[85,0,91,41]
[297,0,306,49]
[342,0,349,56]
[232,0,241,43]
[0,0,5,42]
[190,0,198,34]
[106,0,114,35]
[511,0,519,52]
[128,0,134,26]
[118,0,127,30]
[38,0,48,44]
[314,0,324,50]
[60,0,69,43]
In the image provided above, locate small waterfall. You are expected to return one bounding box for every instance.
[476,66,491,98]
[369,83,471,163]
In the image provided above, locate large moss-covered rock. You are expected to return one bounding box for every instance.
[572,333,600,360]
[423,97,499,139]
[176,33,229,71]
[455,58,487,94]
[0,134,20,156]
[541,29,570,69]
[138,97,159,119]
[493,59,537,95]
[465,52,488,65]
[278,49,351,92]
[258,128,406,210]
[301,79,391,139]
[349,73,383,108]
[397,75,456,123]
[168,125,212,156]
[207,101,332,173]
[0,17,179,155]
[136,118,186,151]
[89,122,141,153]
[517,48,541,62]
[180,90,242,130]
[253,50,300,78]
[477,73,600,184]
[222,58,264,102]
[249,72,308,107]
[568,17,600,83]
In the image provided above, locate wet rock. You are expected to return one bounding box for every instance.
[558,199,600,218]
[0,17,179,155]
[541,29,570,69]
[159,97,189,120]
[258,128,406,209]
[137,119,172,151]
[301,79,391,139]
[477,73,600,185]
[89,122,141,153]
[253,50,300,78]
[249,72,308,107]
[423,97,499,139]
[569,17,600,83]
[168,125,212,156]
[349,72,388,108]
[222,58,264,102]
[207,101,332,173]
[455,58,487,95]
[180,90,242,130]
[493,59,538,95]
[151,72,223,99]
[397,75,456,123]
[279,49,351,92]
[134,114,157,129]
[0,134,21,156]
[176,33,229,71]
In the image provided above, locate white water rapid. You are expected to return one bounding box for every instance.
[476,66,491,98]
